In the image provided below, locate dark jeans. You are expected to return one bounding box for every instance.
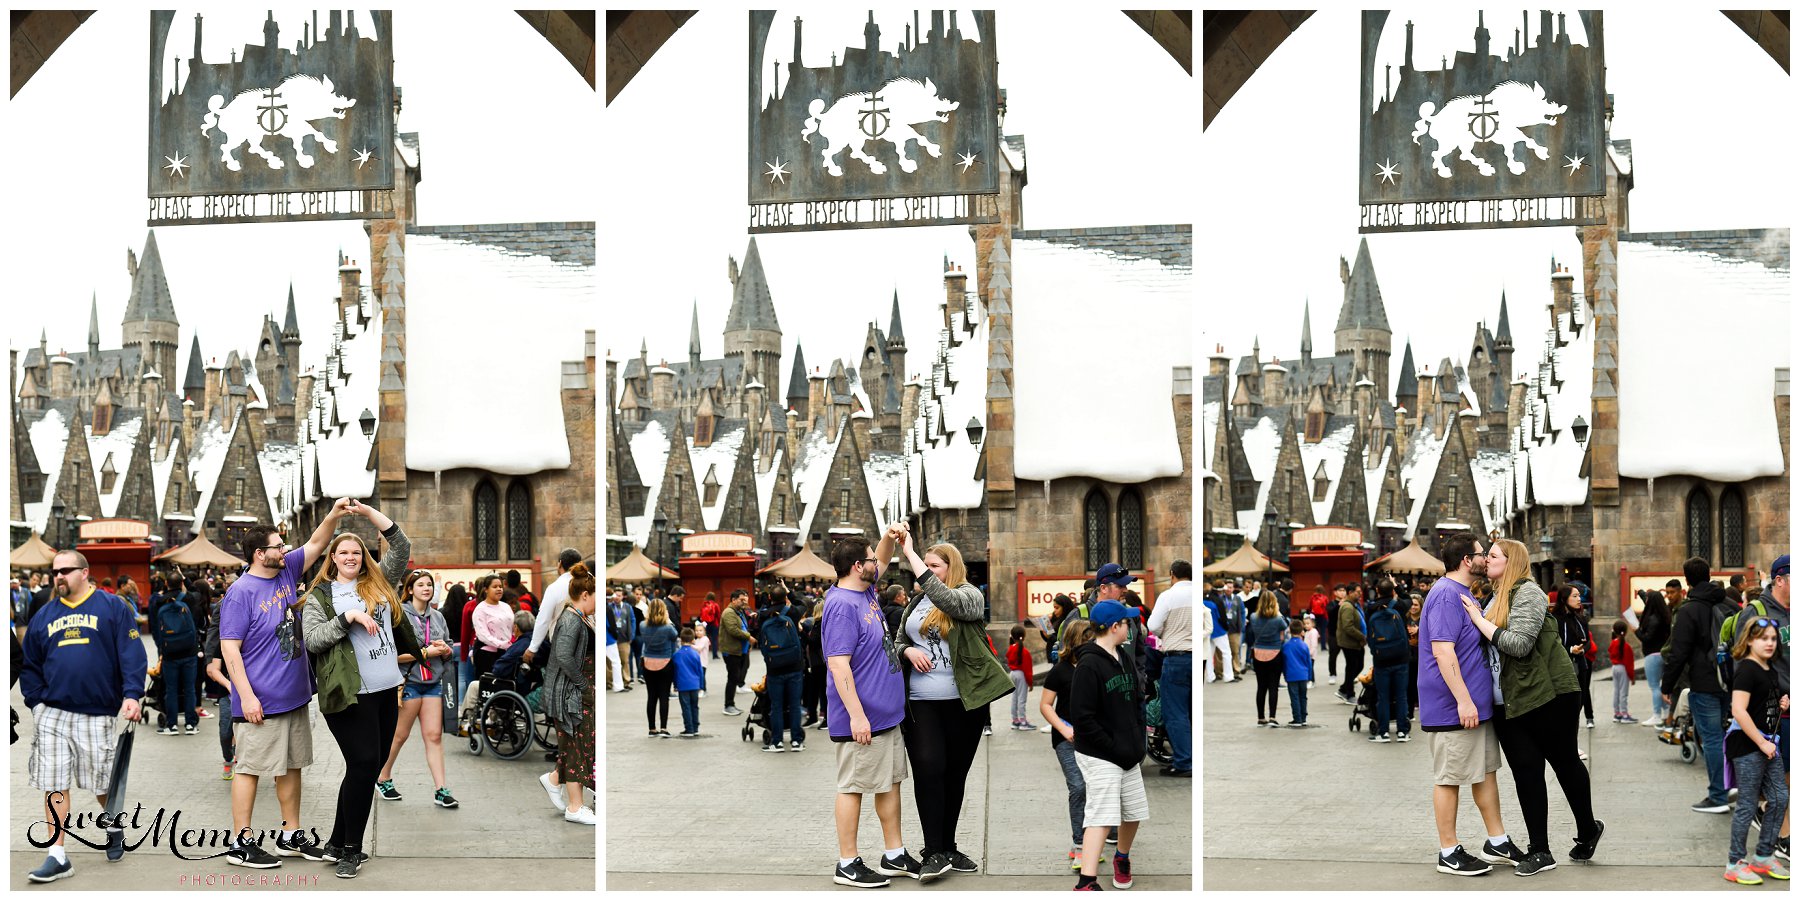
[723,654,749,709]
[678,690,700,734]
[643,665,674,730]
[1160,653,1192,771]
[1493,692,1597,855]
[706,624,720,659]
[1689,690,1730,806]
[767,670,804,745]
[161,654,198,728]
[1730,749,1789,864]
[1251,656,1282,720]
[1370,663,1410,737]
[321,689,401,854]
[473,647,501,678]
[1574,664,1593,721]
[1287,681,1308,724]
[803,665,827,720]
[1053,740,1086,846]
[1339,647,1365,698]
[903,697,985,856]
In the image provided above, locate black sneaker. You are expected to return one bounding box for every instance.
[1776,836,1790,863]
[1106,828,1119,845]
[26,854,73,883]
[226,842,282,869]
[273,832,327,861]
[335,851,366,879]
[945,850,979,873]
[1692,798,1732,814]
[833,857,890,888]
[874,850,925,881]
[1514,850,1557,876]
[1569,819,1604,861]
[1436,845,1492,876]
[1480,838,1527,865]
[375,779,401,801]
[105,830,126,861]
[920,852,954,880]
[434,787,460,809]
[319,843,343,864]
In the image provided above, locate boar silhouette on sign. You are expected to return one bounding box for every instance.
[201,73,357,172]
[1411,81,1567,179]
[801,77,960,178]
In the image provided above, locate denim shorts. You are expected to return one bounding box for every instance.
[402,681,445,701]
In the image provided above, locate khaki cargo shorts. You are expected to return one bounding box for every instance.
[1428,720,1501,786]
[834,727,909,794]
[233,707,314,777]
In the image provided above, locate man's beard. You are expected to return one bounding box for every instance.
[55,582,71,597]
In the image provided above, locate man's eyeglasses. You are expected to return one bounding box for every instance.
[861,557,879,567]
[52,566,83,576]
[261,542,287,553]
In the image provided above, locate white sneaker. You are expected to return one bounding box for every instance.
[563,806,596,825]
[539,772,565,812]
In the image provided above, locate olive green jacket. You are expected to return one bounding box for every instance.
[1489,579,1578,719]
[888,571,1014,711]
[299,524,421,716]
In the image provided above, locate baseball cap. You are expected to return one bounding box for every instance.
[1774,554,1790,578]
[1095,563,1137,588]
[1088,599,1143,629]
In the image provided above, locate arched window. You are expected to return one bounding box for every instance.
[1719,485,1746,569]
[1685,485,1713,564]
[474,480,499,561]
[1117,488,1145,571]
[506,480,532,561]
[1083,488,1111,573]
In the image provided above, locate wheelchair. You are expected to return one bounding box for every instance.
[460,666,549,761]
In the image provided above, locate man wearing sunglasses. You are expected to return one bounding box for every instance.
[21,550,149,882]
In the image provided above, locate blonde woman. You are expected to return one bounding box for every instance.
[1457,537,1601,876]
[638,598,680,736]
[888,524,1014,879]
[300,501,423,878]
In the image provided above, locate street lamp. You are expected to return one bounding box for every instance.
[1262,509,1278,586]
[1539,533,1555,585]
[51,501,64,550]
[652,512,668,597]
[358,408,376,438]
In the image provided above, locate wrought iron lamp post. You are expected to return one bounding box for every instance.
[1539,533,1555,587]
[1263,509,1278,586]
[653,513,668,597]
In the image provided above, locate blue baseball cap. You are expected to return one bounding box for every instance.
[1095,563,1137,588]
[1774,555,1790,578]
[1088,599,1143,630]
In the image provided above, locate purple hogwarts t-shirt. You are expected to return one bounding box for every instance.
[220,548,314,718]
[1417,576,1496,730]
[821,584,905,740]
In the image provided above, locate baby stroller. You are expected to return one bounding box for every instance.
[1140,646,1173,765]
[738,677,773,747]
[1346,673,1380,732]
[1656,688,1699,764]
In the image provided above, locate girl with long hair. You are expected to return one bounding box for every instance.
[1634,588,1674,726]
[375,569,458,810]
[1247,591,1289,727]
[299,500,422,878]
[1041,619,1099,871]
[1551,584,1597,728]
[471,574,512,677]
[1723,618,1789,883]
[1458,538,1601,876]
[544,563,597,825]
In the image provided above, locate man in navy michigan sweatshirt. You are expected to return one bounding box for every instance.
[20,549,147,882]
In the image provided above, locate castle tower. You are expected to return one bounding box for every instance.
[1336,237,1393,397]
[786,344,809,422]
[886,289,907,418]
[1395,340,1418,413]
[723,238,783,392]
[1299,297,1313,367]
[120,231,182,392]
[688,299,703,370]
[281,281,302,380]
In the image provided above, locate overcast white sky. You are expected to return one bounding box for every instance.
[1202,8,1795,394]
[601,9,1193,400]
[5,8,595,385]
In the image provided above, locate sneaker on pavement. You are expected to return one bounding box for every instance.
[1514,850,1557,876]
[221,761,233,781]
[982,725,992,736]
[335,852,367,879]
[1618,715,1638,724]
[27,855,73,883]
[1073,880,1102,891]
[433,787,460,809]
[835,857,891,888]
[789,740,805,752]
[1570,819,1604,861]
[945,850,979,873]
[874,850,925,881]
[1693,798,1733,814]
[1397,732,1411,742]
[1437,846,1492,876]
[1585,719,1596,729]
[105,830,126,861]
[185,724,199,734]
[157,725,177,735]
[273,832,326,861]
[225,842,282,869]
[1776,837,1790,863]
[1069,848,1082,871]
[320,844,343,864]
[1111,852,1133,889]
[539,772,566,812]
[724,706,743,716]
[1368,733,1391,743]
[762,742,784,753]
[919,852,954,880]
[564,806,597,825]
[1756,854,1791,880]
[1106,829,1119,845]
[1726,859,1764,885]
[375,779,402,801]
[1041,723,1054,733]
[1481,838,1527,865]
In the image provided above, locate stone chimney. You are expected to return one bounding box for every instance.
[850,409,873,450]
[1262,360,1288,406]
[338,256,363,320]
[785,408,801,463]
[50,352,74,397]
[1551,262,1574,321]
[651,363,675,408]
[943,264,967,332]
[1208,344,1231,379]
[745,379,765,452]
[808,368,827,431]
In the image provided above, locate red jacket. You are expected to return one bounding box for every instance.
[1609,636,1634,683]
[701,600,721,627]
[460,599,480,661]
[1005,642,1034,689]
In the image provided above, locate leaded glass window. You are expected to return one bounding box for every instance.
[1117,488,1145,571]
[1084,489,1111,573]
[1719,486,1745,569]
[1686,486,1713,564]
[506,480,532,561]
[474,480,499,561]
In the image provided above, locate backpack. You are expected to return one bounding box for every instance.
[1716,599,1775,689]
[158,594,199,657]
[760,613,802,669]
[1367,606,1408,666]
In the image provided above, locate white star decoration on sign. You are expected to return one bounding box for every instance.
[957,150,977,173]
[163,153,189,178]
[1376,158,1400,185]
[764,158,790,185]
[354,148,375,169]
[1563,154,1585,176]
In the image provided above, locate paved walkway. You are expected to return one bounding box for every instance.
[10,634,594,890]
[604,651,1193,890]
[1202,664,1758,889]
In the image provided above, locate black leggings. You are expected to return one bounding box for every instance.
[321,689,402,854]
[1574,665,1593,721]
[902,698,985,856]
[1339,648,1365,698]
[473,647,501,678]
[803,665,827,719]
[1252,656,1283,719]
[644,664,674,730]
[1494,692,1598,855]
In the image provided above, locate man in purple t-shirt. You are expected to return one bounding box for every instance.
[823,525,921,888]
[218,498,351,868]
[1419,532,1520,877]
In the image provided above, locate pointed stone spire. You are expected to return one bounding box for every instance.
[1337,237,1391,332]
[1299,298,1313,362]
[183,334,206,399]
[1396,340,1418,399]
[282,283,300,335]
[121,231,180,327]
[1495,290,1513,346]
[88,293,101,355]
[887,290,906,348]
[689,299,703,367]
[786,345,809,401]
[726,238,781,334]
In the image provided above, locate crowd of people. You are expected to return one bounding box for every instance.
[12,499,598,883]
[1204,536,1790,883]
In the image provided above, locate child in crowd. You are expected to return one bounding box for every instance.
[1282,623,1313,727]
[1300,614,1322,684]
[1723,618,1790,884]
[673,628,706,737]
[1608,620,1636,724]
[1007,624,1038,731]
[1069,601,1149,891]
[690,618,711,698]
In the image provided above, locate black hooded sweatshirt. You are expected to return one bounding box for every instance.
[1069,639,1146,771]
[1661,581,1733,697]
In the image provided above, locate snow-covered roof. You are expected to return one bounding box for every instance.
[1399,425,1447,537]
[89,412,145,518]
[187,417,236,521]
[690,423,746,531]
[623,418,671,546]
[863,451,908,526]
[793,421,845,536]
[310,294,381,499]
[1470,449,1512,533]
[911,278,987,511]
[1296,421,1354,526]
[1362,443,1391,526]
[258,442,304,522]
[1235,413,1283,533]
[754,446,785,528]
[404,230,593,474]
[150,437,181,519]
[1013,237,1191,482]
[22,407,70,533]
[1618,240,1789,481]
[1201,401,1221,473]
